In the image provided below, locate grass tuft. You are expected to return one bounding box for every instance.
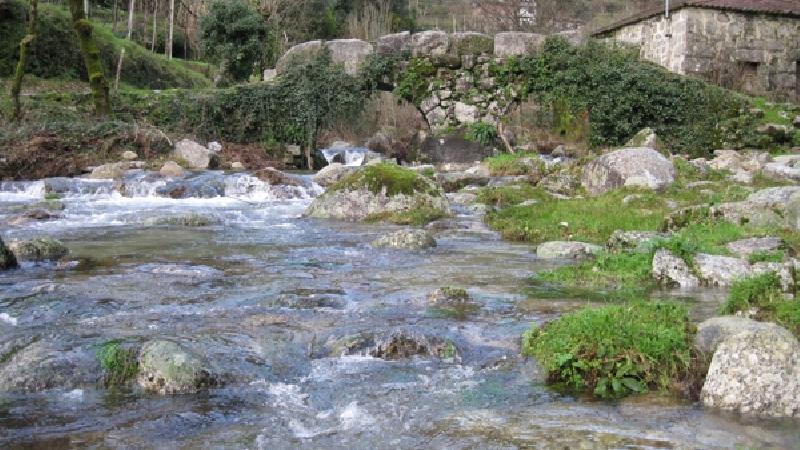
[96,341,139,388]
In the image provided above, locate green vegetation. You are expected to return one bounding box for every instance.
[0,1,209,89]
[523,302,692,399]
[199,0,268,84]
[365,206,446,226]
[482,153,543,176]
[748,250,786,264]
[330,163,439,196]
[476,185,549,209]
[720,273,799,336]
[465,122,498,146]
[96,341,139,388]
[393,58,436,106]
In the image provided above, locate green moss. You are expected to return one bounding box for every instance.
[365,205,446,226]
[329,163,439,197]
[522,302,692,399]
[748,250,785,264]
[439,287,469,300]
[96,340,138,388]
[719,273,799,337]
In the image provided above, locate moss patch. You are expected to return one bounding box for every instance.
[329,163,440,197]
[523,302,692,399]
[96,341,139,388]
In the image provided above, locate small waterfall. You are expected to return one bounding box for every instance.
[0,180,46,201]
[224,174,322,202]
[321,146,368,167]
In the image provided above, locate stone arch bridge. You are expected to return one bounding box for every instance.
[272,29,584,132]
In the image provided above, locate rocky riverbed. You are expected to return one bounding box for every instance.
[1,167,799,449]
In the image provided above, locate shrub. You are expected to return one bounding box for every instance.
[523,302,692,399]
[96,341,139,388]
[200,0,269,84]
[465,122,498,146]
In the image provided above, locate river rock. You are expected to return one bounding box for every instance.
[174,139,217,170]
[435,171,489,192]
[694,253,751,287]
[536,241,601,259]
[305,164,449,222]
[695,316,778,354]
[137,340,220,395]
[581,148,675,195]
[0,339,100,392]
[427,287,474,308]
[607,230,669,253]
[8,238,69,262]
[624,128,661,151]
[88,162,128,180]
[160,161,184,177]
[144,213,216,227]
[0,238,18,270]
[726,237,784,259]
[539,172,580,196]
[701,324,800,418]
[652,249,699,288]
[377,31,411,56]
[326,329,458,361]
[371,229,436,250]
[709,149,768,173]
[313,163,356,187]
[411,30,449,57]
[121,150,138,161]
[255,167,303,186]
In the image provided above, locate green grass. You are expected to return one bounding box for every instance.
[751,97,795,126]
[483,153,543,176]
[720,273,799,337]
[365,206,447,226]
[329,163,441,197]
[748,250,785,264]
[476,185,550,209]
[522,302,692,399]
[96,341,139,388]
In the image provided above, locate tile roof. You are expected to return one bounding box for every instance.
[592,0,800,36]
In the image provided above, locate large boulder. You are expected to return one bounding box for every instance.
[305,163,449,222]
[8,237,69,262]
[160,161,184,177]
[581,148,675,195]
[701,324,800,418]
[173,139,218,170]
[652,249,699,289]
[0,237,18,270]
[411,30,449,57]
[325,39,374,76]
[371,229,437,250]
[377,31,411,56]
[726,237,784,259]
[536,241,601,259]
[493,32,545,57]
[695,316,780,354]
[624,128,663,152]
[449,32,493,56]
[137,340,220,395]
[88,162,129,180]
[275,40,324,74]
[313,163,357,187]
[693,253,751,287]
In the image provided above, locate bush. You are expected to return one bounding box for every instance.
[523,302,692,399]
[200,0,269,84]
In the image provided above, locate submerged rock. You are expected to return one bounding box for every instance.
[8,238,69,262]
[581,148,675,195]
[536,241,601,259]
[371,229,437,250]
[306,163,449,222]
[0,339,100,392]
[144,213,216,227]
[326,329,459,361]
[701,324,800,418]
[0,238,17,270]
[652,249,699,289]
[137,340,220,395]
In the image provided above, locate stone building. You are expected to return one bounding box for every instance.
[592,0,800,100]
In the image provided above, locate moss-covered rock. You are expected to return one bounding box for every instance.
[306,163,449,223]
[0,238,18,270]
[8,237,68,262]
[449,32,494,57]
[371,229,436,250]
[137,340,219,395]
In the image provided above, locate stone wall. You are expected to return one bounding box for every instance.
[600,8,800,99]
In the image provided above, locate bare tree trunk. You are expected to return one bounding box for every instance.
[151,0,157,52]
[142,0,148,44]
[114,0,134,93]
[68,0,111,116]
[83,0,88,16]
[126,0,134,39]
[112,0,118,33]
[12,0,38,122]
[166,0,174,59]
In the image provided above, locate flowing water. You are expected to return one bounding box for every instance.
[1,170,798,449]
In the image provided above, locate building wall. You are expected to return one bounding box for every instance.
[602,8,800,100]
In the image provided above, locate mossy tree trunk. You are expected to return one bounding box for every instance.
[11,0,38,122]
[68,0,111,116]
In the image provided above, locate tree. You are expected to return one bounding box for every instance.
[200,0,268,84]
[11,0,38,122]
[166,0,174,58]
[68,0,111,115]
